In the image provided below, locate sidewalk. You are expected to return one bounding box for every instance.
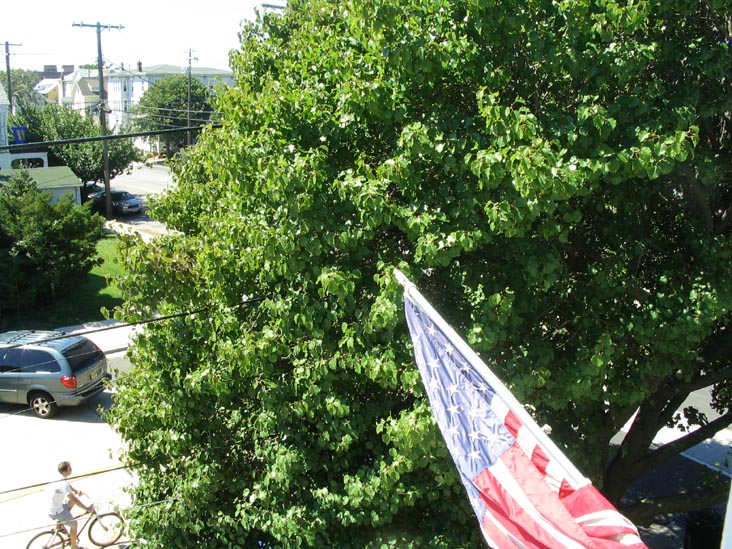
[56,318,136,355]
[629,453,728,548]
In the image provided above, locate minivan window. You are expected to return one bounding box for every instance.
[62,339,104,372]
[12,349,60,373]
[0,349,19,366]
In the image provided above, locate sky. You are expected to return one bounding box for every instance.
[1,0,282,73]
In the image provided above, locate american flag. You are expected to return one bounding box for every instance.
[398,271,648,548]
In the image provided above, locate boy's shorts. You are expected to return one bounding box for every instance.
[49,502,74,524]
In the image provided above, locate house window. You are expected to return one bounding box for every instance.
[11,158,44,169]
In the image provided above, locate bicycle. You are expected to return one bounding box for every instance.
[26,506,125,549]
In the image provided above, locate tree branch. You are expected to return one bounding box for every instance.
[604,392,689,503]
[604,385,732,503]
[633,411,732,479]
[622,481,730,526]
[656,364,732,403]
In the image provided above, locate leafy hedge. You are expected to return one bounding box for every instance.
[0,170,105,313]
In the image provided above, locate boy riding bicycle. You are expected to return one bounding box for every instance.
[48,461,95,549]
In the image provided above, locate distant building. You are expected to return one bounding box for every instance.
[105,63,234,130]
[41,65,75,79]
[33,62,234,133]
[33,66,99,115]
[0,83,75,203]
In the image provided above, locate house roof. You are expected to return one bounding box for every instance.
[0,166,81,190]
[75,79,100,99]
[34,79,62,95]
[108,64,232,77]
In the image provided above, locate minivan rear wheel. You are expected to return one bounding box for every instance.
[28,392,58,419]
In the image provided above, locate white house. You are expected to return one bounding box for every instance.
[105,62,234,130]
[32,68,100,115]
[34,63,233,146]
[66,69,102,115]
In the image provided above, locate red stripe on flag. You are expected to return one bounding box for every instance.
[479,513,524,549]
[474,444,593,548]
[504,410,521,438]
[531,444,550,476]
[559,479,575,499]
[563,484,623,517]
[563,485,648,547]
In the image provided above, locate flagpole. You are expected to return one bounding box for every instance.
[722,483,732,548]
[394,268,588,487]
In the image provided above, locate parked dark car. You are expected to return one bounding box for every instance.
[91,189,144,215]
[0,330,109,418]
[81,181,104,202]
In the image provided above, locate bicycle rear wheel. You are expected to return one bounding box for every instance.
[26,528,69,548]
[88,512,124,546]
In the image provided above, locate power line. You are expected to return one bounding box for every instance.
[0,430,253,502]
[127,112,216,127]
[0,295,268,419]
[0,124,222,152]
[0,497,174,540]
[0,464,130,500]
[132,104,220,115]
[0,431,251,501]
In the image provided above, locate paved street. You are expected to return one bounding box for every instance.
[112,161,173,198]
[0,165,169,548]
[0,322,135,549]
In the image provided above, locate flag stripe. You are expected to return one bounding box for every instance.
[475,446,591,549]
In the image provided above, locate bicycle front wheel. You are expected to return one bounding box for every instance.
[88,512,124,547]
[26,528,69,549]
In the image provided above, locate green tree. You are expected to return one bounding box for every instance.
[0,68,43,107]
[108,0,732,545]
[10,104,139,183]
[0,170,105,313]
[132,74,213,156]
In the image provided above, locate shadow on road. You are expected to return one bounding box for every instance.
[0,390,115,424]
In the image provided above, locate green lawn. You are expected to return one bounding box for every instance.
[0,234,126,331]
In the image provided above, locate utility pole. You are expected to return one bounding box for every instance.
[186,48,196,147]
[73,22,123,219]
[4,41,22,114]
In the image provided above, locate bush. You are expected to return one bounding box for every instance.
[0,170,106,313]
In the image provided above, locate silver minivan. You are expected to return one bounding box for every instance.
[0,330,109,418]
